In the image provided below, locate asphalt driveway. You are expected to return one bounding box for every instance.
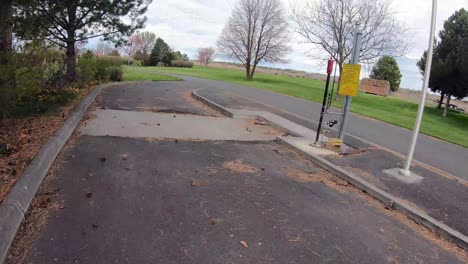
[159,74,468,181]
[7,81,465,263]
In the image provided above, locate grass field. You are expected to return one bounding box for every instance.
[122,67,182,81]
[123,65,468,147]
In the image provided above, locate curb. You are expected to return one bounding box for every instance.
[192,89,468,250]
[191,89,234,118]
[0,82,115,263]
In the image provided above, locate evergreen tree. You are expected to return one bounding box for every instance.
[15,0,151,81]
[417,8,468,115]
[150,38,170,66]
[370,56,402,92]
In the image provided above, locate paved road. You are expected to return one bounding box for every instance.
[163,74,468,181]
[12,82,464,263]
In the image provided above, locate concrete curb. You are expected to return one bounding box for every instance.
[0,82,116,263]
[192,89,468,251]
[191,89,234,118]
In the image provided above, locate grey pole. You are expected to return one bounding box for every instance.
[338,23,362,140]
[399,0,437,177]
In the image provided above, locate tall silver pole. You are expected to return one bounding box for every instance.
[400,0,437,177]
[338,23,362,140]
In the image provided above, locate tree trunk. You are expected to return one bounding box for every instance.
[0,0,12,59]
[246,64,252,81]
[250,63,257,80]
[66,5,77,82]
[443,94,451,117]
[437,92,445,109]
[0,0,15,118]
[66,41,77,82]
[335,62,343,100]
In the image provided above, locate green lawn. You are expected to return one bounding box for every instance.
[122,67,182,81]
[126,65,468,147]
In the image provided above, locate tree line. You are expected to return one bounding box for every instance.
[216,0,467,117]
[123,32,190,67]
[417,8,468,117]
[216,0,409,83]
[0,0,152,118]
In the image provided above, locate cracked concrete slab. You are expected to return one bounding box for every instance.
[80,109,281,141]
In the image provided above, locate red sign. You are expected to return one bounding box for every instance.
[327,59,334,75]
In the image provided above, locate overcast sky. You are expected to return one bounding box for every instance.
[141,0,466,89]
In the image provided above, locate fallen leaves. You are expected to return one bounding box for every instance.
[254,121,267,126]
[240,241,248,248]
[0,96,87,203]
[191,180,201,186]
[223,160,258,173]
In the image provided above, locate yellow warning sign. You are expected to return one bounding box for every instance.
[339,64,361,96]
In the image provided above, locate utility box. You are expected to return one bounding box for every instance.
[360,78,390,97]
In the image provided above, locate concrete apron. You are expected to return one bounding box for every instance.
[80,109,281,141]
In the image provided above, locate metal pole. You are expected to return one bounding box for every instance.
[400,0,437,177]
[314,72,332,145]
[338,23,362,140]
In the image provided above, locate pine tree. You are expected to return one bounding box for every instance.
[15,0,151,81]
[417,8,468,115]
[150,38,170,66]
[370,56,402,92]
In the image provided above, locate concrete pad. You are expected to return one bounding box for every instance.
[383,168,424,184]
[80,109,281,141]
[278,136,337,156]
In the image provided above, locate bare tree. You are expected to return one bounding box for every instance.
[122,34,142,64]
[95,41,113,56]
[135,31,157,60]
[290,0,409,79]
[197,47,216,67]
[217,0,289,80]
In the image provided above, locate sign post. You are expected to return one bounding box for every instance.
[313,59,334,146]
[338,23,363,140]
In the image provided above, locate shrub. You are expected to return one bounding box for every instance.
[95,60,109,80]
[132,60,143,67]
[94,55,128,80]
[15,67,41,102]
[0,62,16,117]
[14,46,67,103]
[170,60,193,68]
[107,66,123,81]
[77,51,96,83]
[122,57,134,65]
[95,55,124,80]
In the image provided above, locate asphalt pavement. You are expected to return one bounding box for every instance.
[7,81,466,263]
[159,74,467,181]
